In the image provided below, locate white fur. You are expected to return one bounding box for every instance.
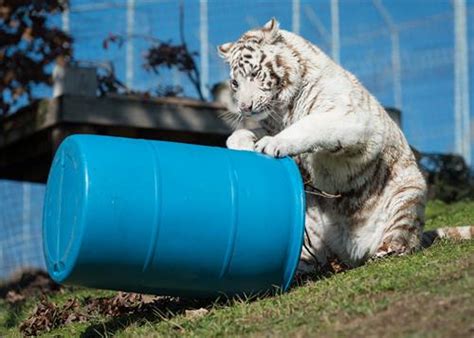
[226,129,256,151]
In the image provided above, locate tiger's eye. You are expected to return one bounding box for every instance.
[231,79,239,89]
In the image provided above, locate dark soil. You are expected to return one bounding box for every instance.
[0,269,62,304]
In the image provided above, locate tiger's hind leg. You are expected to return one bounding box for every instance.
[374,185,426,258]
[297,213,332,276]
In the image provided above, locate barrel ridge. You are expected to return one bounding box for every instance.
[218,150,239,279]
[141,140,163,273]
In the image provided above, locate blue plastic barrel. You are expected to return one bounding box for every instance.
[43,135,305,297]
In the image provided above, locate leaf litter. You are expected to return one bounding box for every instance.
[19,292,210,336]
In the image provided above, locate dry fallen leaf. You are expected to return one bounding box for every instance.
[0,269,62,301]
[5,290,25,304]
[185,308,209,319]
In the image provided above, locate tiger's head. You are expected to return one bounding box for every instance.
[218,18,301,121]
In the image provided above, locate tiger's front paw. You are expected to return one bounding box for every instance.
[374,240,409,259]
[255,136,292,158]
[226,129,256,151]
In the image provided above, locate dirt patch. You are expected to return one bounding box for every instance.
[337,292,474,337]
[342,260,474,338]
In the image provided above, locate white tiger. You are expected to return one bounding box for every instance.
[218,18,473,273]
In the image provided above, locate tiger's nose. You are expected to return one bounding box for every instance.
[239,102,253,113]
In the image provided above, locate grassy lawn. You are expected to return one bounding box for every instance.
[1,200,473,337]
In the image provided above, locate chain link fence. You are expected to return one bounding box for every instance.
[59,0,473,158]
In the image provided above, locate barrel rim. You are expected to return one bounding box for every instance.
[42,135,88,284]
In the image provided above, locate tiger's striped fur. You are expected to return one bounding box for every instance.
[218,19,473,272]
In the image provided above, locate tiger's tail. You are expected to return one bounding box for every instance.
[421,225,474,248]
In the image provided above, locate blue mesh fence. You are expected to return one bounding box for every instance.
[38,0,474,160]
[0,181,46,280]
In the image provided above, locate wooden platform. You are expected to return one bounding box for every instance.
[0,94,232,183]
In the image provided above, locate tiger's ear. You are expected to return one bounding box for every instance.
[217,42,234,61]
[262,18,280,43]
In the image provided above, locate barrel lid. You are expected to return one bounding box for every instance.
[43,136,87,283]
[280,157,306,292]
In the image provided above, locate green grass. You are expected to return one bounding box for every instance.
[1,200,473,337]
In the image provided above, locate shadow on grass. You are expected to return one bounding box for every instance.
[13,266,340,336]
[79,297,208,337]
[78,271,339,337]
